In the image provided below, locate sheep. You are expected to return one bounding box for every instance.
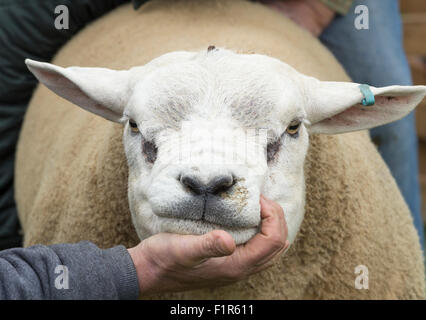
[15,0,426,299]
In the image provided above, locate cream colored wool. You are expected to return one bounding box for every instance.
[15,0,425,299]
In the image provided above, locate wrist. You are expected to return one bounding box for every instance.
[128,243,161,296]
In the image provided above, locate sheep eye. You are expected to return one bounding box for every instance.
[286,120,301,136]
[129,120,139,133]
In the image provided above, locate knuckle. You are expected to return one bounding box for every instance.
[202,234,216,254]
[270,234,286,250]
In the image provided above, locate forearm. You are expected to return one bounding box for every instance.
[0,241,139,300]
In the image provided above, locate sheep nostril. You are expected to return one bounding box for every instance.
[179,174,235,195]
[180,175,205,195]
[207,175,234,195]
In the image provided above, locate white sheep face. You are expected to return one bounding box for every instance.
[25,49,426,246]
[123,50,309,244]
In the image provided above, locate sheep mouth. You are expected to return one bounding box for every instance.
[163,215,258,231]
[152,195,259,229]
[150,213,260,245]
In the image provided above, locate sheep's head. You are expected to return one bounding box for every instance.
[26,49,426,245]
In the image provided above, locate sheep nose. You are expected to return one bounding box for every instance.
[180,174,234,195]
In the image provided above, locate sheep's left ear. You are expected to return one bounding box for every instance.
[25,59,133,123]
[302,76,426,134]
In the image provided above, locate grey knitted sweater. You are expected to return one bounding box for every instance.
[0,241,139,299]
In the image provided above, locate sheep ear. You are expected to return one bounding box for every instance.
[303,76,426,134]
[25,59,131,123]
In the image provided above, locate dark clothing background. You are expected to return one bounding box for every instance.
[0,0,137,250]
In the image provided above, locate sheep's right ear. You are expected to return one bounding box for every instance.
[25,59,132,123]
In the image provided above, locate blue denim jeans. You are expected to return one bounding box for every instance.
[320,0,424,249]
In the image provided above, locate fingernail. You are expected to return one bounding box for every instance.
[261,194,271,201]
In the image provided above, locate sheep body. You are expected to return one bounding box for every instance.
[16,0,425,299]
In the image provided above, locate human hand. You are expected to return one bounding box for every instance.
[128,195,289,295]
[259,0,335,37]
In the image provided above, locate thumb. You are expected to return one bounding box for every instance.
[185,230,236,265]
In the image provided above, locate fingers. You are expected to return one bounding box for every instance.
[260,195,287,237]
[183,230,236,266]
[236,195,288,267]
[156,196,286,278]
[176,196,287,281]
[252,240,290,272]
[262,195,288,244]
[134,196,289,294]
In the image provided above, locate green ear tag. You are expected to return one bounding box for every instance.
[359,84,375,106]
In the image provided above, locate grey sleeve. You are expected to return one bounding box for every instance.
[0,241,139,300]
